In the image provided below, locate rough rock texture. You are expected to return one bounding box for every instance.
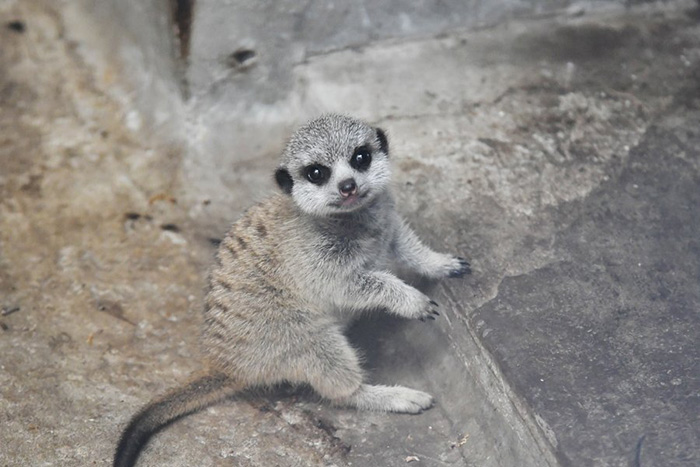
[1,1,699,466]
[474,101,700,466]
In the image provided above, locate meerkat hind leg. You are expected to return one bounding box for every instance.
[298,329,434,414]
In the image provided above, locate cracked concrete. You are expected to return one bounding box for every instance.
[1,0,699,466]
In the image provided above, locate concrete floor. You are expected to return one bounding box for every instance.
[1,1,699,466]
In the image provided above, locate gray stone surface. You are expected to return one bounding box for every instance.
[187,0,564,93]
[474,106,700,466]
[186,0,637,95]
[1,0,699,466]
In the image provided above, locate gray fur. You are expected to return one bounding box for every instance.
[114,114,471,466]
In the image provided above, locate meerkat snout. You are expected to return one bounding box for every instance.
[339,178,357,197]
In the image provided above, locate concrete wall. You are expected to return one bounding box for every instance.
[63,0,185,143]
[62,0,635,153]
[62,0,632,186]
[187,0,574,95]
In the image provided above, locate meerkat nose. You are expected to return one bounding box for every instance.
[338,178,358,197]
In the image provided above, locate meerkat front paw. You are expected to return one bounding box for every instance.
[403,288,440,321]
[419,299,441,322]
[448,256,472,278]
[426,253,472,279]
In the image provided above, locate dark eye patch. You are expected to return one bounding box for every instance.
[303,164,331,185]
[350,145,372,172]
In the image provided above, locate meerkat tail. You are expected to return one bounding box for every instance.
[113,372,241,467]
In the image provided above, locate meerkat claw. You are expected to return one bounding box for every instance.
[449,257,472,277]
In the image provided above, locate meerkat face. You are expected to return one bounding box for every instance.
[275,115,391,217]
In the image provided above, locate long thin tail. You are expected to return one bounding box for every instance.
[113,372,240,467]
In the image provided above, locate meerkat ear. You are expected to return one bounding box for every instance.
[375,127,389,155]
[275,168,294,195]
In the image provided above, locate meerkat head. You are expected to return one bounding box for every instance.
[275,114,391,216]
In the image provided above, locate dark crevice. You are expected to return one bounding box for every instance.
[6,20,26,33]
[170,0,194,59]
[230,48,256,66]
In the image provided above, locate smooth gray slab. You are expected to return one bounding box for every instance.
[473,103,700,465]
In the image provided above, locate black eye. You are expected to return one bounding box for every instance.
[350,146,372,171]
[304,164,330,185]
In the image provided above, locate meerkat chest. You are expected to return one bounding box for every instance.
[314,214,394,269]
[325,229,388,263]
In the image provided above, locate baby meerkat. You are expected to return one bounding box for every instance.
[114,114,471,467]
